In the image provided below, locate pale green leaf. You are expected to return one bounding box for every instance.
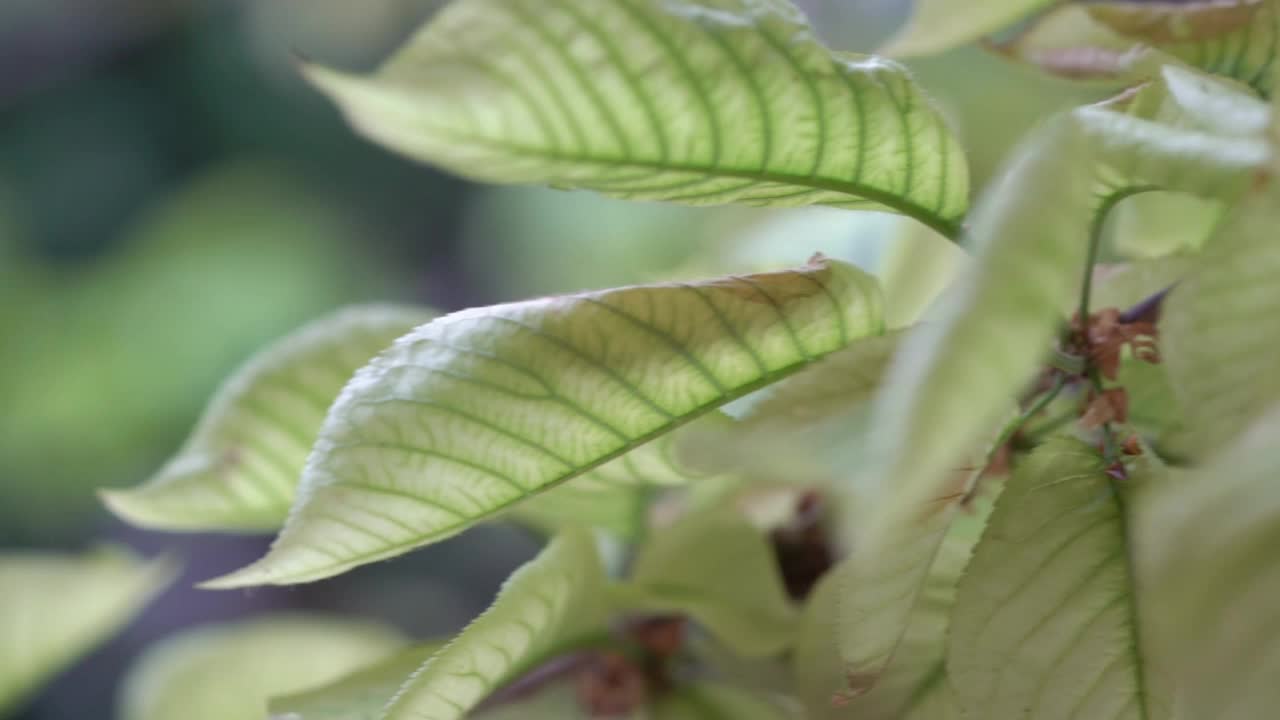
[1139,408,1280,719]
[880,0,1057,58]
[269,642,441,720]
[508,483,650,540]
[0,547,174,716]
[622,507,797,657]
[1161,186,1280,459]
[207,258,882,588]
[799,499,988,720]
[101,305,436,532]
[382,530,610,720]
[120,615,404,720]
[1109,191,1223,259]
[652,683,801,719]
[877,222,969,329]
[947,438,1169,720]
[305,0,970,236]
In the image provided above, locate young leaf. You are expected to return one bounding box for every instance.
[101,305,436,532]
[304,0,970,237]
[206,258,882,588]
[1109,191,1222,259]
[621,507,797,657]
[120,615,405,720]
[0,547,174,716]
[268,642,441,720]
[880,0,1057,58]
[652,683,800,719]
[381,530,610,720]
[1139,408,1280,719]
[947,438,1168,719]
[1161,186,1280,459]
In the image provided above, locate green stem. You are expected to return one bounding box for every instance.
[984,374,1069,471]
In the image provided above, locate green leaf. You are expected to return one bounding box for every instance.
[120,615,405,720]
[947,438,1169,719]
[304,0,970,236]
[381,530,610,720]
[268,642,441,720]
[877,223,969,329]
[1139,408,1280,719]
[622,507,797,657]
[652,683,800,719]
[206,257,882,588]
[880,0,1057,58]
[995,0,1280,93]
[101,305,435,532]
[1109,191,1223,259]
[1161,186,1280,459]
[0,547,174,716]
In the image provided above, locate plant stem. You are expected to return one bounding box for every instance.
[984,373,1069,471]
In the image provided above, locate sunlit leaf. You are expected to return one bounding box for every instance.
[305,0,970,236]
[880,0,1056,58]
[381,530,610,720]
[269,642,441,720]
[120,615,403,720]
[947,438,1170,719]
[653,683,800,719]
[1109,191,1223,259]
[207,258,882,588]
[621,507,797,657]
[0,547,174,716]
[101,305,435,532]
[1161,185,1280,459]
[1139,408,1280,719]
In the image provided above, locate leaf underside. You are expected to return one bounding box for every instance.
[306,0,969,236]
[207,258,882,588]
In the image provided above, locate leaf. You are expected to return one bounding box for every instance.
[621,507,797,657]
[268,642,442,720]
[652,683,801,719]
[0,547,174,716]
[851,64,1271,696]
[101,305,436,532]
[877,222,969,329]
[1160,186,1280,459]
[946,438,1169,720]
[206,257,883,588]
[121,615,405,720]
[880,0,1057,58]
[1139,408,1280,719]
[799,498,988,720]
[304,0,970,236]
[381,530,610,720]
[996,1,1280,93]
[1109,191,1223,259]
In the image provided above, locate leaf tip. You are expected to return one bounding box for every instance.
[197,560,276,591]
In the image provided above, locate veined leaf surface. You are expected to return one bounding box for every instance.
[208,258,882,588]
[880,0,1057,58]
[121,615,405,720]
[0,548,174,716]
[305,0,970,237]
[622,507,797,657]
[102,305,435,532]
[947,439,1168,720]
[382,530,610,720]
[1140,409,1280,719]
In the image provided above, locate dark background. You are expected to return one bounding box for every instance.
[0,1,1095,717]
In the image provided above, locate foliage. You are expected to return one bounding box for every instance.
[33,0,1280,718]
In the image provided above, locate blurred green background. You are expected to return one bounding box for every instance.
[0,1,1096,717]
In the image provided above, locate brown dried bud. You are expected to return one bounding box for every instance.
[575,652,648,718]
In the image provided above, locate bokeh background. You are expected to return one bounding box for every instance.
[0,1,1097,717]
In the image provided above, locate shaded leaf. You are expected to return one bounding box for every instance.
[1161,186,1280,459]
[652,683,800,719]
[102,305,435,532]
[1109,191,1223,259]
[947,438,1169,719]
[306,0,969,236]
[269,642,441,720]
[208,258,882,588]
[1139,408,1280,719]
[0,548,174,716]
[381,530,610,720]
[880,0,1057,58]
[877,222,969,329]
[622,507,797,657]
[120,615,404,720]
